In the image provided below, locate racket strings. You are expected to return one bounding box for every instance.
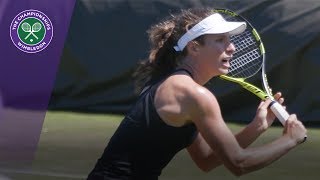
[218,13,264,78]
[232,31,255,52]
[21,23,31,32]
[229,48,261,77]
[32,23,42,32]
[228,30,263,78]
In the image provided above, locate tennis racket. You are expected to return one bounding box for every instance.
[214,8,290,126]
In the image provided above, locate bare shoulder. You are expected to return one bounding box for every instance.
[183,83,220,119]
[154,74,219,126]
[156,73,214,106]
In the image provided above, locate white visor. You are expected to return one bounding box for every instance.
[174,13,247,51]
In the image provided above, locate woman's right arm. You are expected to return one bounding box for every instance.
[186,86,307,176]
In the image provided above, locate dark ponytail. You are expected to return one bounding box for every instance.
[133,19,177,93]
[133,8,214,93]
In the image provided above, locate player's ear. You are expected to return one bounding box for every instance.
[186,41,200,55]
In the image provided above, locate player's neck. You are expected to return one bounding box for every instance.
[178,60,211,86]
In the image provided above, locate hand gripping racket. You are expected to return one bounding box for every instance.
[214,8,290,126]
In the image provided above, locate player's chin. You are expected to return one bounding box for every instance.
[218,68,229,75]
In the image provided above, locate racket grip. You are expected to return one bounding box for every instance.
[269,101,289,126]
[270,101,308,141]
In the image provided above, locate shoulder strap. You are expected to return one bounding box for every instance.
[173,68,193,79]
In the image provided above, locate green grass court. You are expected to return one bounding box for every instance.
[1,111,319,179]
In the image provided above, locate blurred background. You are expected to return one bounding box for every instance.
[49,0,320,124]
[1,0,320,179]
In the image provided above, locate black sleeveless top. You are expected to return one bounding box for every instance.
[87,69,198,180]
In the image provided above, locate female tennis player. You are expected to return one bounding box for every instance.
[87,7,307,179]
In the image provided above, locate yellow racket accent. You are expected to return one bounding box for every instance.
[260,43,265,54]
[220,75,269,100]
[252,29,260,41]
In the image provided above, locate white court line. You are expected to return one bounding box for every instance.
[0,168,86,179]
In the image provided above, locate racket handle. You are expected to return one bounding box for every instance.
[269,101,289,126]
[270,101,308,142]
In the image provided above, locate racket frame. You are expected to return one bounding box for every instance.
[215,8,290,125]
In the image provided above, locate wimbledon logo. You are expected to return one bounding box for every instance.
[10,9,53,53]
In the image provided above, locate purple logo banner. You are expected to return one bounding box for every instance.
[0,0,75,165]
[10,9,54,53]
